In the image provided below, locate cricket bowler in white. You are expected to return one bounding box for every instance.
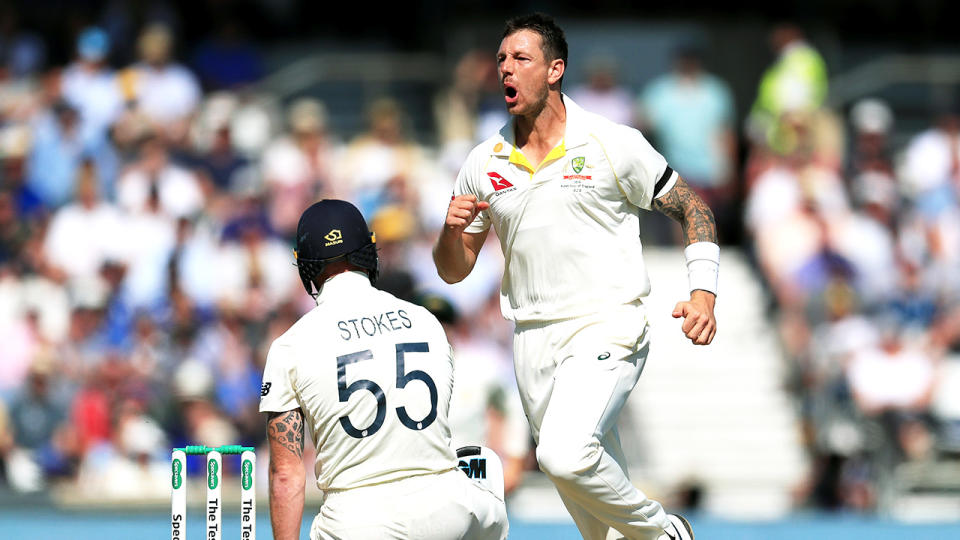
[434,13,719,540]
[261,199,508,540]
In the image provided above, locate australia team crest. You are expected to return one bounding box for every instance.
[571,156,585,174]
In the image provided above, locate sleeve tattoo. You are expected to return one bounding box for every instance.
[652,176,718,245]
[267,409,305,458]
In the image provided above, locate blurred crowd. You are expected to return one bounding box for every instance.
[0,9,958,515]
[740,26,960,512]
[0,18,528,499]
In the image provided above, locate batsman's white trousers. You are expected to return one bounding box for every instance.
[513,301,672,540]
[309,469,507,540]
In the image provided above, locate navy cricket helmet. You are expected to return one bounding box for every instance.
[294,199,378,296]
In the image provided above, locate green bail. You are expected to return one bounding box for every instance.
[174,445,254,455]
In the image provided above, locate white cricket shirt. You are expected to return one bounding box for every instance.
[259,271,458,491]
[454,95,677,323]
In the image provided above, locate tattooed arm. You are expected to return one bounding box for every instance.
[267,409,306,540]
[652,175,718,246]
[653,176,719,345]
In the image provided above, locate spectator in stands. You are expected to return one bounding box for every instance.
[1,125,44,220]
[745,164,818,302]
[90,407,169,499]
[115,177,177,311]
[261,97,339,237]
[370,204,419,276]
[119,23,201,140]
[193,119,249,192]
[25,100,85,208]
[116,135,205,219]
[640,46,737,243]
[828,188,898,308]
[898,101,960,220]
[28,91,120,209]
[846,322,932,416]
[847,98,895,186]
[74,393,169,499]
[42,161,125,286]
[61,27,123,146]
[0,8,45,126]
[191,308,261,434]
[0,299,45,401]
[69,362,115,458]
[808,283,876,423]
[845,318,939,465]
[9,358,71,478]
[570,55,634,126]
[838,100,901,307]
[172,358,240,449]
[90,259,136,350]
[53,295,108,382]
[747,24,828,157]
[0,8,45,80]
[213,199,298,313]
[168,212,223,310]
[127,313,170,385]
[887,259,939,335]
[339,98,426,217]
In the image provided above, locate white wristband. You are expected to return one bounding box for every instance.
[684,242,719,296]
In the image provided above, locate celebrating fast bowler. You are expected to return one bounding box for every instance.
[433,13,719,540]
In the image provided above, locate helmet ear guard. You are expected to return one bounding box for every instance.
[295,255,324,299]
[296,233,378,298]
[345,239,379,285]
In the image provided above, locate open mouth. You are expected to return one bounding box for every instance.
[503,83,518,105]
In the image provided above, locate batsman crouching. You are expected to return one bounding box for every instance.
[261,199,507,540]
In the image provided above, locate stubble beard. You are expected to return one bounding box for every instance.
[508,83,550,121]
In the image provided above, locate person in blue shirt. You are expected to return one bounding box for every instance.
[640,46,737,243]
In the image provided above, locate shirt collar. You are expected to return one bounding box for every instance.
[561,94,591,150]
[491,124,513,157]
[488,93,591,159]
[315,270,371,305]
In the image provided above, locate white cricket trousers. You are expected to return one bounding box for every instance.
[513,301,672,540]
[309,469,507,540]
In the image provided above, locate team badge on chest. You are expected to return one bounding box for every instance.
[571,156,585,174]
[563,156,593,186]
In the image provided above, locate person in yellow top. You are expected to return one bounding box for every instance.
[434,12,719,540]
[749,24,829,154]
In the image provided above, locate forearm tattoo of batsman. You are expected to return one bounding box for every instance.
[268,409,305,458]
[653,176,718,245]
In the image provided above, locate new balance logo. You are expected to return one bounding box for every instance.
[260,382,272,397]
[487,172,513,191]
[458,458,487,479]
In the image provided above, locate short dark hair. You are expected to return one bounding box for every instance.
[502,13,568,66]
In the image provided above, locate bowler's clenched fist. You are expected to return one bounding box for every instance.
[672,290,717,346]
[444,195,490,235]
